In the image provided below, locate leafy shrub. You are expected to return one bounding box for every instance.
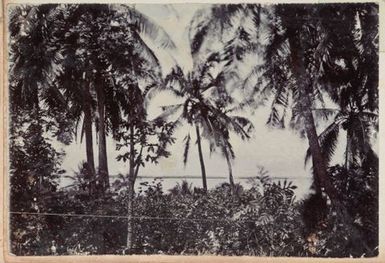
[312,165,379,257]
[10,165,378,257]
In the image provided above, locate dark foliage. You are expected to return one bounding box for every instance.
[11,176,307,256]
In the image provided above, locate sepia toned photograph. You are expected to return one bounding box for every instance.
[6,2,379,258]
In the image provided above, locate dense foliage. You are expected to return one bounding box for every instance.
[10,175,306,256]
[10,167,378,256]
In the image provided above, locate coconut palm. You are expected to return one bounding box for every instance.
[158,5,257,190]
[189,3,376,203]
[304,3,379,170]
[54,5,175,250]
[181,4,263,189]
[258,3,377,205]
[305,106,378,170]
[95,4,176,190]
[94,5,177,252]
[56,5,103,194]
[56,4,176,193]
[195,4,378,251]
[248,5,336,201]
[9,5,72,198]
[219,4,370,204]
[9,5,67,127]
[9,4,102,194]
[162,55,253,190]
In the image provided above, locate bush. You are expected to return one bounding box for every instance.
[10,165,378,257]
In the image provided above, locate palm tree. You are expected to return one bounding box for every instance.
[162,56,253,190]
[277,6,337,200]
[98,5,176,252]
[9,5,70,194]
[266,3,377,206]
[57,4,177,193]
[192,4,378,251]
[224,4,367,204]
[304,3,379,171]
[158,5,257,191]
[59,51,97,194]
[56,5,101,194]
[182,4,261,189]
[94,4,176,190]
[9,5,67,126]
[9,4,105,194]
[230,6,378,250]
[188,3,376,204]
[305,106,378,170]
[52,4,176,251]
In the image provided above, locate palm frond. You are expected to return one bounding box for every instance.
[267,85,289,128]
[155,103,184,122]
[190,23,210,56]
[305,121,340,167]
[120,4,176,50]
[183,133,191,166]
[312,108,339,121]
[188,8,212,56]
[132,30,162,75]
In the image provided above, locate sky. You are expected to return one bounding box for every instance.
[56,4,355,199]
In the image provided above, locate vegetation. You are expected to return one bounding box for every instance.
[8,3,378,257]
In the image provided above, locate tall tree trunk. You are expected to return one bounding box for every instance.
[302,101,337,200]
[301,94,367,249]
[96,82,109,191]
[126,123,135,253]
[33,93,43,193]
[83,82,96,195]
[345,130,351,170]
[195,125,207,191]
[286,31,338,203]
[223,148,234,189]
[281,13,366,250]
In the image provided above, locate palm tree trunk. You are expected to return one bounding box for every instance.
[96,83,109,191]
[345,130,351,170]
[284,29,372,253]
[281,14,365,249]
[126,123,135,253]
[224,148,235,189]
[195,125,207,191]
[286,32,338,202]
[33,93,44,193]
[302,102,337,200]
[83,85,96,195]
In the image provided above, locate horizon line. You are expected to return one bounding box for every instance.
[109,175,312,180]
